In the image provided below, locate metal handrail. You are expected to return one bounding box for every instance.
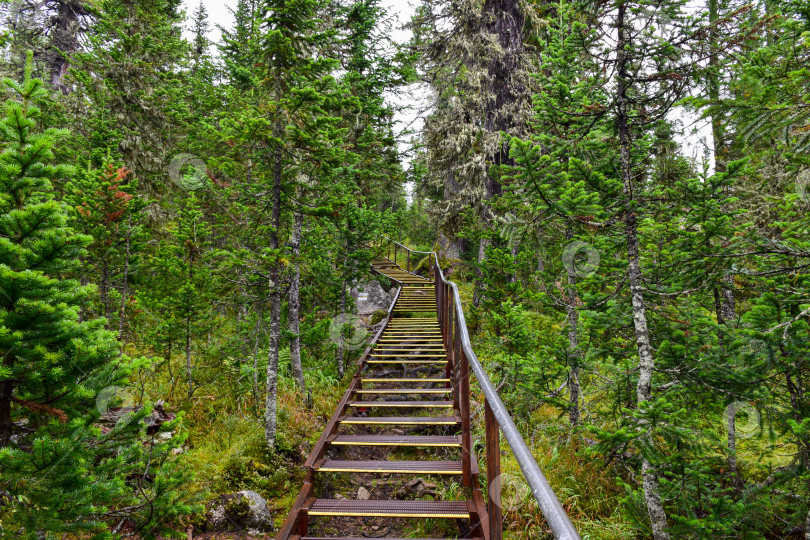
[377,235,581,540]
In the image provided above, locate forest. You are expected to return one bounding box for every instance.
[0,0,809,538]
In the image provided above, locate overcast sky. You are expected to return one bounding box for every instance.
[180,0,710,170]
[181,0,425,165]
[181,0,416,46]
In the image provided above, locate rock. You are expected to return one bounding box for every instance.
[350,281,392,315]
[395,478,437,500]
[389,287,398,297]
[357,486,371,500]
[204,490,274,533]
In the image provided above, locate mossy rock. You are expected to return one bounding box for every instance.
[370,309,388,326]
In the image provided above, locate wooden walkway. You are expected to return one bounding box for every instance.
[277,256,487,540]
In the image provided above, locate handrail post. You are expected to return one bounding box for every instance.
[459,347,472,488]
[407,250,410,273]
[486,400,503,540]
[453,311,460,409]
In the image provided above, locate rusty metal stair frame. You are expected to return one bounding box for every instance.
[276,258,488,540]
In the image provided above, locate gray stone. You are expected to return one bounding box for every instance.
[350,280,392,315]
[357,486,371,500]
[204,490,273,533]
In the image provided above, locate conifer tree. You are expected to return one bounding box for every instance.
[0,52,190,538]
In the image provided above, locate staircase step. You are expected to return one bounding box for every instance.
[307,499,470,518]
[302,537,458,540]
[329,434,461,447]
[339,415,459,425]
[361,378,451,383]
[374,350,446,353]
[355,388,451,394]
[317,460,463,474]
[349,400,453,408]
[368,359,448,364]
[302,537,456,540]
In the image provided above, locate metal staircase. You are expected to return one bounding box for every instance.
[276,238,580,540]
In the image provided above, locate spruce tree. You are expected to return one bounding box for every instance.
[0,52,191,538]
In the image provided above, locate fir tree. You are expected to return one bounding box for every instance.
[0,52,192,538]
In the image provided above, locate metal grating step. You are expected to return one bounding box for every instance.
[361,378,451,383]
[317,460,463,474]
[302,537,459,540]
[354,388,451,394]
[339,415,459,425]
[348,400,453,408]
[329,434,461,447]
[307,499,470,519]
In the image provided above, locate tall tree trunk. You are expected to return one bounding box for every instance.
[336,281,347,378]
[49,0,85,92]
[472,213,491,309]
[708,0,740,490]
[265,140,283,448]
[437,169,462,261]
[564,227,582,427]
[252,305,263,417]
[616,5,670,539]
[289,212,306,394]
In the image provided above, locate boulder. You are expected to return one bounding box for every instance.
[357,486,371,500]
[204,490,274,533]
[350,280,392,315]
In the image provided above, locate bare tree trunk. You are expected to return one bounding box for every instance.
[564,227,581,427]
[472,235,490,308]
[252,306,263,415]
[265,141,283,448]
[336,282,347,378]
[437,169,462,261]
[616,5,670,538]
[289,212,306,394]
[49,0,86,92]
[166,341,176,401]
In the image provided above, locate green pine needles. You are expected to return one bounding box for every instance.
[0,53,193,539]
